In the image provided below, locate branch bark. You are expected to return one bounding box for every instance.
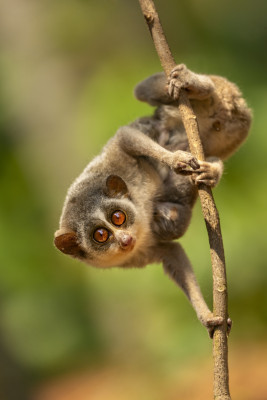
[138,1,231,399]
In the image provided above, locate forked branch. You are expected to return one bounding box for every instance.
[138,0,231,399]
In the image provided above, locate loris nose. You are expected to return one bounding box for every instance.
[119,234,133,249]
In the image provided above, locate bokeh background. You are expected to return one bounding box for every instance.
[0,0,266,399]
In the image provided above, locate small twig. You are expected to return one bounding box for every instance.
[138,0,231,399]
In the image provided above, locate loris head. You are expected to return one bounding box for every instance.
[54,175,150,268]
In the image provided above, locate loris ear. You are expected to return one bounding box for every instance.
[105,175,129,198]
[54,230,86,258]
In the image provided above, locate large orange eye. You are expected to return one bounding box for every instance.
[111,210,126,226]
[93,228,109,243]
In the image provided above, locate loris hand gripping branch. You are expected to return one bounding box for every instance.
[54,64,251,335]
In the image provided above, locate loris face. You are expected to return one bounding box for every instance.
[54,175,151,268]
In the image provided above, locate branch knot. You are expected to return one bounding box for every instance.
[144,11,154,23]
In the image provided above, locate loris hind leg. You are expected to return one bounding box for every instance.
[168,63,215,100]
[134,72,173,107]
[159,242,231,337]
[134,64,215,107]
[135,64,251,161]
[167,65,252,160]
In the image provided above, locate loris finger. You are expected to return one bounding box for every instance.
[174,159,200,174]
[195,173,217,187]
[173,162,188,173]
[168,79,182,100]
[188,157,200,170]
[196,161,213,171]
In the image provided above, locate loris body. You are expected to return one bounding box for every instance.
[55,65,251,333]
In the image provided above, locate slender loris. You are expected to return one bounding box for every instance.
[54,64,251,335]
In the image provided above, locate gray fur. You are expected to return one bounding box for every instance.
[55,64,251,335]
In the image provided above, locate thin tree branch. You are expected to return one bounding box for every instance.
[138,0,231,399]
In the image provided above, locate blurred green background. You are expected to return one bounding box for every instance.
[0,0,266,399]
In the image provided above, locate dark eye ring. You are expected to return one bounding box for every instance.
[111,210,126,226]
[93,228,110,243]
